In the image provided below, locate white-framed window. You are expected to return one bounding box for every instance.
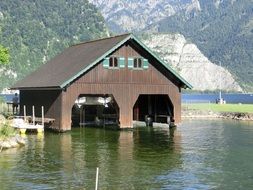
[128,57,149,69]
[109,57,118,68]
[103,57,125,69]
[133,58,143,69]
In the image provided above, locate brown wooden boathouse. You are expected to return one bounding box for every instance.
[11,34,192,131]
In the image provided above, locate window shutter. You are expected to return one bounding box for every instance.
[119,57,125,68]
[103,57,109,68]
[128,58,134,69]
[143,58,149,69]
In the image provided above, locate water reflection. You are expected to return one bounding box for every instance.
[130,127,182,189]
[0,126,183,189]
[63,127,182,189]
[13,121,253,189]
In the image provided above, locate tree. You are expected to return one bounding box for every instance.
[0,45,9,65]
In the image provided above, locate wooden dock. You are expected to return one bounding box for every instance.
[12,105,55,134]
[19,116,55,124]
[13,118,43,133]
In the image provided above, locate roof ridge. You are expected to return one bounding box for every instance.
[71,33,132,47]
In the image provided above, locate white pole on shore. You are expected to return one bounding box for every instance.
[95,167,99,190]
[32,106,35,126]
[219,62,222,102]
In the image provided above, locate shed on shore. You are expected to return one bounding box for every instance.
[11,33,192,131]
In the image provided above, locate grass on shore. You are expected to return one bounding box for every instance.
[0,121,16,140]
[183,103,253,113]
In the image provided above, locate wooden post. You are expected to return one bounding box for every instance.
[154,96,157,122]
[83,106,85,127]
[41,106,44,127]
[79,105,82,127]
[32,106,35,126]
[7,103,10,113]
[134,106,139,121]
[24,105,26,122]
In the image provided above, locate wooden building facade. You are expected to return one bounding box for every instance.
[12,34,192,131]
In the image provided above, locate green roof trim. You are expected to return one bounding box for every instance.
[60,34,132,88]
[60,33,192,89]
[130,34,193,89]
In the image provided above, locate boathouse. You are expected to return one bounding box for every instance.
[11,34,192,131]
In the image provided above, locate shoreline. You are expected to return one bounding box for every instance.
[0,134,26,152]
[182,109,253,121]
[0,115,26,152]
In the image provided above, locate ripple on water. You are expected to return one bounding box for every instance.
[1,120,253,189]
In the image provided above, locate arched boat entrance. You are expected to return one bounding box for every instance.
[133,95,174,125]
[71,94,119,127]
[13,34,191,131]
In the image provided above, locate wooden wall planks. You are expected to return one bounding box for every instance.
[20,43,182,131]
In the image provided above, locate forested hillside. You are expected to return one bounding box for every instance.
[0,0,108,90]
[153,0,253,91]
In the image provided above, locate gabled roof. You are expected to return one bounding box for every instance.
[11,33,192,90]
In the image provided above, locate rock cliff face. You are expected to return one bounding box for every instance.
[89,0,238,33]
[88,0,252,91]
[88,0,194,32]
[142,33,242,91]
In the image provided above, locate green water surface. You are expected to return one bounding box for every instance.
[0,119,253,189]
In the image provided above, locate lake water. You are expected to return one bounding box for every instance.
[1,120,253,189]
[0,94,15,102]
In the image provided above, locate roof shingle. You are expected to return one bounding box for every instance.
[12,33,131,89]
[11,33,192,90]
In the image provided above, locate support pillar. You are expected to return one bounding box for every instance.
[114,93,138,129]
[119,108,133,128]
[60,108,72,131]
[59,91,72,132]
[168,94,181,124]
[133,103,139,121]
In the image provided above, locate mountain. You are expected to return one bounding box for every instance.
[0,0,108,90]
[88,0,202,33]
[142,33,242,91]
[152,0,253,91]
[89,0,253,92]
[88,0,194,33]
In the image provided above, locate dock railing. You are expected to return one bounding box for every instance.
[13,105,55,134]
